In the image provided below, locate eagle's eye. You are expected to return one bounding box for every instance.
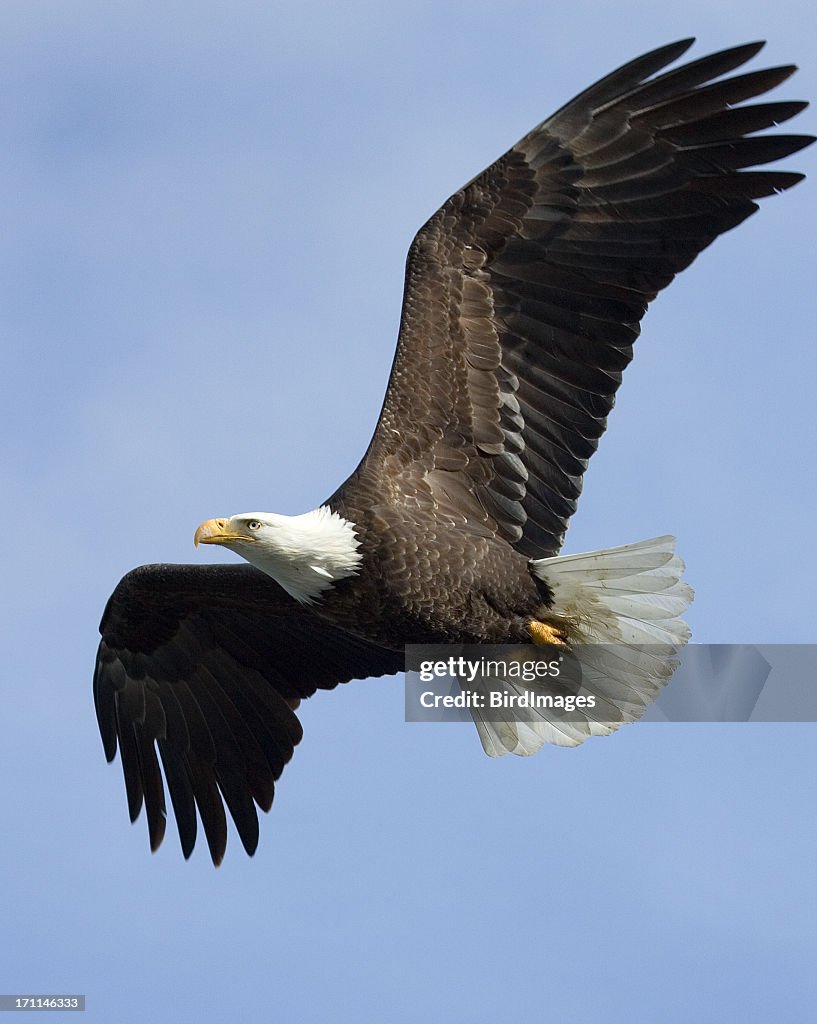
[247,520,263,532]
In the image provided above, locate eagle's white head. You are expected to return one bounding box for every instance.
[194,505,362,604]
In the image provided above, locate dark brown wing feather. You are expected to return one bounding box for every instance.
[341,39,813,557]
[94,563,401,864]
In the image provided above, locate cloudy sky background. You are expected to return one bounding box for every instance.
[2,2,815,1021]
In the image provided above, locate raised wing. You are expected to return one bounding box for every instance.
[94,563,401,864]
[345,39,812,557]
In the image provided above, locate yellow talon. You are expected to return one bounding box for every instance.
[528,620,567,646]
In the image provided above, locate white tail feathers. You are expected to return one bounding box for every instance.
[469,536,693,758]
[532,535,693,648]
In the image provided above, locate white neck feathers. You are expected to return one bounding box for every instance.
[244,506,362,604]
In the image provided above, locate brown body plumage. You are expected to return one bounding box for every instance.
[323,494,550,646]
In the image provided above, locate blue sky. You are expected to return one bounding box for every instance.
[2,2,815,1021]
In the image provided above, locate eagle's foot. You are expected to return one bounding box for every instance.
[528,620,567,646]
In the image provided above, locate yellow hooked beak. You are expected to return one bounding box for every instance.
[194,518,248,548]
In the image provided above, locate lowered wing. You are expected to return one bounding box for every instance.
[95,563,401,863]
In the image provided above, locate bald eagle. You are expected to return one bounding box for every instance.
[95,39,813,864]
